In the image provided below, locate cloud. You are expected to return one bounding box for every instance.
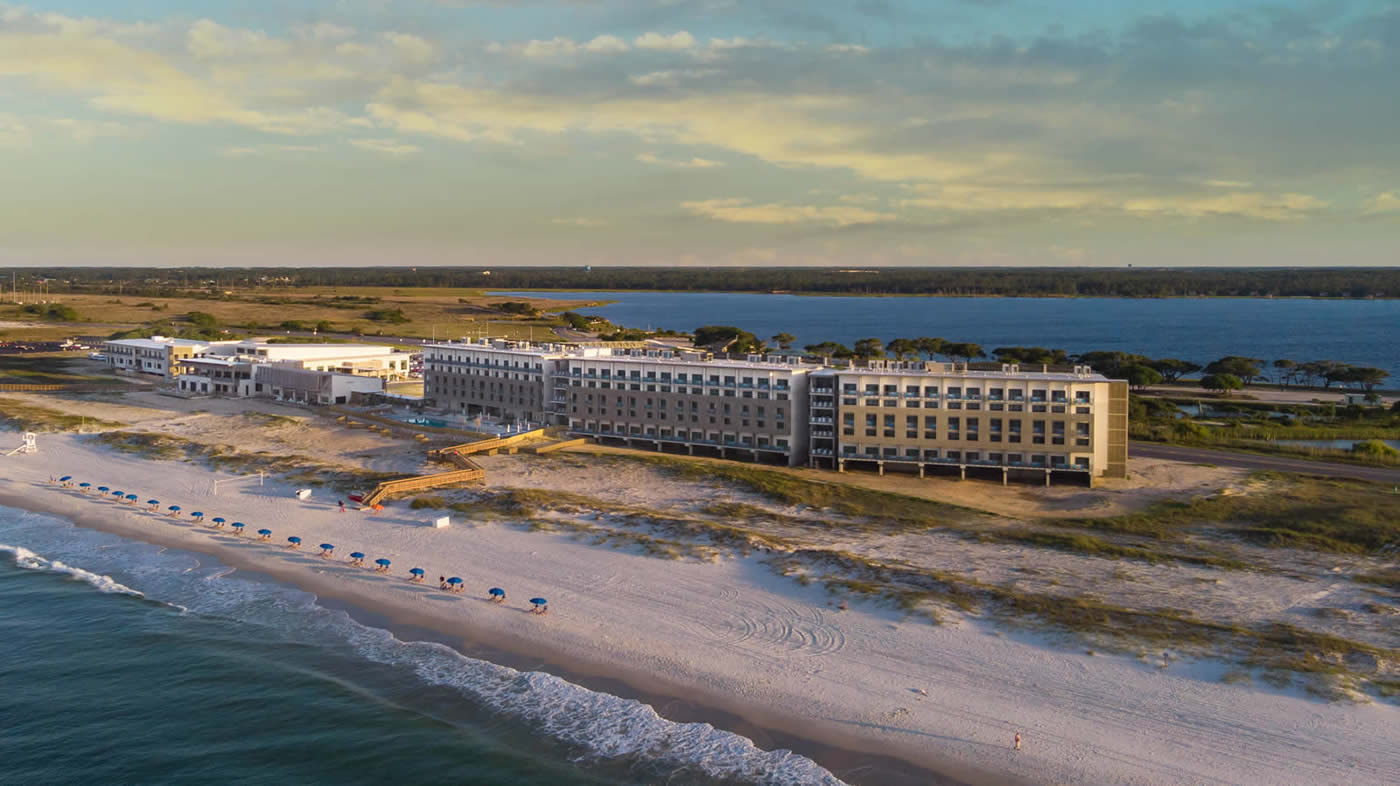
[682,198,894,226]
[383,32,434,63]
[583,34,629,53]
[220,144,325,156]
[488,34,629,57]
[1363,192,1400,215]
[636,152,723,168]
[349,138,421,156]
[898,184,1328,221]
[634,31,696,50]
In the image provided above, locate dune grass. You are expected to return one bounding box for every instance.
[1051,473,1400,554]
[0,397,126,432]
[976,529,1249,570]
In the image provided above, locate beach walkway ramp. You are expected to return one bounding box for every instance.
[358,429,547,507]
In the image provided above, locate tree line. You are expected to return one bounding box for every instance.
[688,326,1392,395]
[14,266,1400,299]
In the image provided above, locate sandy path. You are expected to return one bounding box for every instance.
[2,434,1398,785]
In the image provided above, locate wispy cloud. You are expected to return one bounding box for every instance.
[682,198,894,227]
[1363,192,1400,215]
[635,152,722,168]
[220,144,325,156]
[349,138,421,156]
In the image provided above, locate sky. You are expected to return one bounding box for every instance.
[1,0,1398,267]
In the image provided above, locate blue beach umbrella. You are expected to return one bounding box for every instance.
[319,543,335,552]
[287,536,301,544]
[212,517,225,525]
[257,528,271,536]
[59,475,72,482]
[349,552,365,560]
[168,505,181,514]
[146,499,159,505]
[488,587,505,597]
[375,558,391,567]
[446,577,463,586]
[112,490,124,498]
[190,511,204,521]
[79,483,91,490]
[125,494,138,501]
[529,597,547,606]
[97,486,109,492]
[231,522,245,532]
[409,568,425,576]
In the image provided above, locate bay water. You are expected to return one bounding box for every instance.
[495,292,1400,381]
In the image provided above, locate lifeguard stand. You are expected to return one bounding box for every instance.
[5,432,37,456]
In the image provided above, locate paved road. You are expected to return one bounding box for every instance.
[1131,442,1400,484]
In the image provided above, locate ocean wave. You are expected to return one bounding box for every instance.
[0,508,845,785]
[1,543,146,598]
[341,624,846,785]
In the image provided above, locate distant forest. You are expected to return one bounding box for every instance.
[9,267,1400,299]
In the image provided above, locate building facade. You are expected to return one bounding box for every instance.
[554,349,814,466]
[422,340,565,424]
[421,342,1130,482]
[102,337,223,379]
[808,361,1128,484]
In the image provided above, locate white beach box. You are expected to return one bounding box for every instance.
[431,516,450,529]
[294,488,312,500]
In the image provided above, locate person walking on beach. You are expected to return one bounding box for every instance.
[338,500,345,514]
[1014,732,1021,751]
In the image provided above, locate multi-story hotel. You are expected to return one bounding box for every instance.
[422,341,1128,483]
[807,360,1128,484]
[552,348,814,466]
[422,340,567,424]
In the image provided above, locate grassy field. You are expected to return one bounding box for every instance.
[0,288,607,343]
[0,396,127,431]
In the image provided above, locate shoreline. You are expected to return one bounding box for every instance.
[4,430,1396,786]
[0,485,1000,786]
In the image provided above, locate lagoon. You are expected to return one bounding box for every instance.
[497,292,1400,382]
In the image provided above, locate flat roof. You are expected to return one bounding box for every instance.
[813,367,1111,383]
[104,337,211,350]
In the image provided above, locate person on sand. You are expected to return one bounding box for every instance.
[1014,732,1021,751]
[338,500,345,514]
[439,576,447,589]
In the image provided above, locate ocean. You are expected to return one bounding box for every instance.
[492,292,1400,382]
[0,506,845,785]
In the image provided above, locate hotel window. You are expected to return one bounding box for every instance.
[906,415,918,438]
[946,387,961,400]
[947,416,960,439]
[923,386,939,398]
[924,415,938,439]
[843,413,856,435]
[865,413,877,436]
[883,414,896,437]
[1076,422,1091,446]
[966,417,979,441]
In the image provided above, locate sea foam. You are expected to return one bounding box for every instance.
[1,543,145,598]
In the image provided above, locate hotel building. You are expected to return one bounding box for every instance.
[422,342,1129,483]
[807,360,1128,484]
[553,348,814,466]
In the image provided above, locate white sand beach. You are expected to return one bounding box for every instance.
[3,430,1398,785]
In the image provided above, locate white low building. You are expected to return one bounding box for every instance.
[238,363,385,405]
[101,336,234,379]
[204,340,411,380]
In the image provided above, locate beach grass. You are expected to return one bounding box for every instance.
[974,529,1250,569]
[0,396,127,432]
[575,451,976,528]
[1048,473,1400,554]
